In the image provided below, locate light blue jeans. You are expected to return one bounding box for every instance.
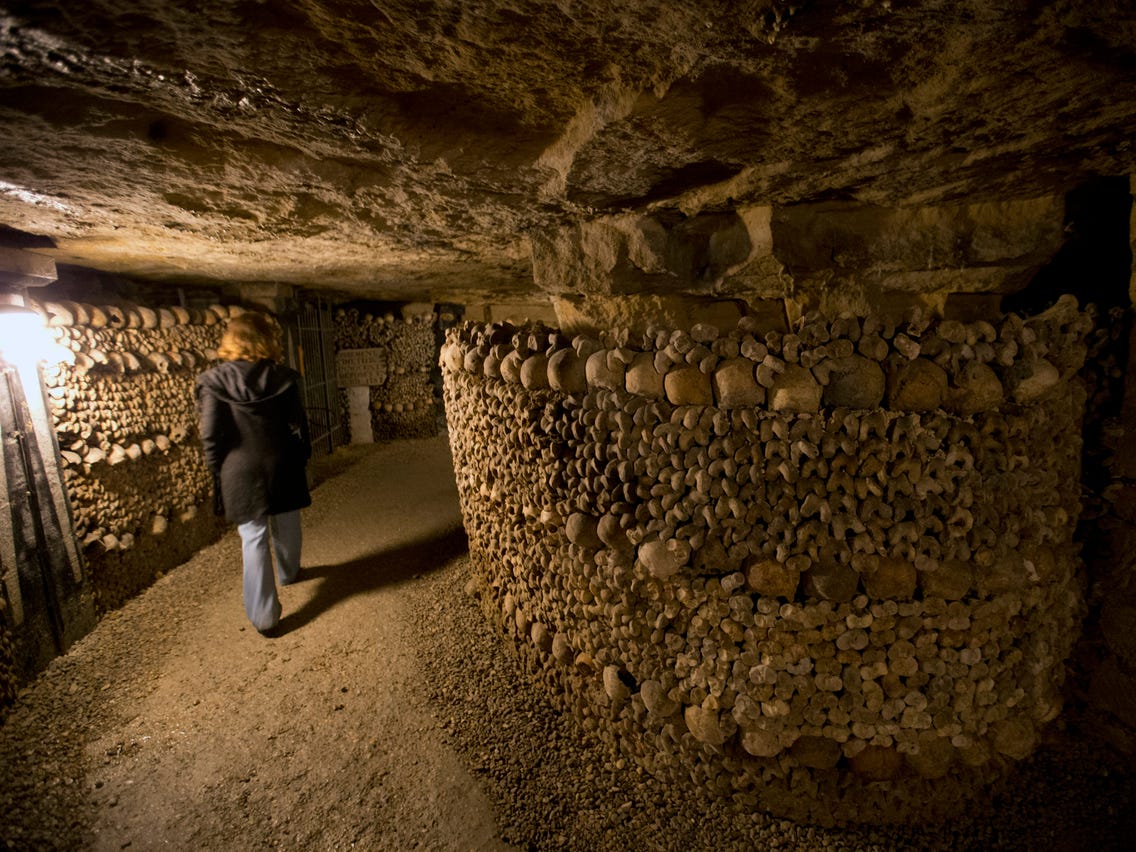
[236,510,302,632]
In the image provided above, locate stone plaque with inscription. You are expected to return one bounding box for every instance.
[336,348,388,387]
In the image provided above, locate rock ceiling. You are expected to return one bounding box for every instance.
[0,0,1134,304]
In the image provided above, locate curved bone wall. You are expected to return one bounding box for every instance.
[442,299,1090,824]
[35,299,228,611]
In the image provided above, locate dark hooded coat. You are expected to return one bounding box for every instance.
[195,359,312,524]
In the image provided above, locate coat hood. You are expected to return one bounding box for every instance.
[196,359,299,407]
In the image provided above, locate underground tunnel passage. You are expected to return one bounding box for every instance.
[2,1,1136,849]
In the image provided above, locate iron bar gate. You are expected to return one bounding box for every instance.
[282,295,343,458]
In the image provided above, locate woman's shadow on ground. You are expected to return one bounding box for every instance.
[272,524,469,634]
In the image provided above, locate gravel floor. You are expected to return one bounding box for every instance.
[410,556,1136,852]
[1,437,1134,851]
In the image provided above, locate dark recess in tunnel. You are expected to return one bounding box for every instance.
[1002,176,1133,317]
[1002,177,1132,494]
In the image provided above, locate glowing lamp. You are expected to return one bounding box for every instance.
[0,303,57,373]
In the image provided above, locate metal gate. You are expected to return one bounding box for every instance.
[281,295,343,458]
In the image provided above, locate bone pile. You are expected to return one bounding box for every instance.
[334,307,438,439]
[441,296,1091,824]
[28,298,227,611]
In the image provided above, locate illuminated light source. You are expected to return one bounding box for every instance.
[0,302,59,374]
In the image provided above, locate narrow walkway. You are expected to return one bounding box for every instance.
[1,437,511,851]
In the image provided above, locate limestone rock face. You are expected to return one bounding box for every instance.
[0,2,1134,302]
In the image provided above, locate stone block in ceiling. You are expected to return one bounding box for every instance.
[771,196,1067,294]
[551,294,768,337]
[532,196,1066,307]
[531,206,781,297]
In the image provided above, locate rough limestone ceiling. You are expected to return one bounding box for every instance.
[0,0,1134,302]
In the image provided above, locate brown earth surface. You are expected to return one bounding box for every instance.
[2,438,505,850]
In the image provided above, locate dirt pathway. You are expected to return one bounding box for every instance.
[7,437,511,851]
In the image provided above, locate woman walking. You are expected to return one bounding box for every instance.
[195,311,312,634]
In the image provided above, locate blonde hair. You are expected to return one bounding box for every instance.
[216,312,283,362]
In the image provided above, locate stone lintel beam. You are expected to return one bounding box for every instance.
[531,197,1066,317]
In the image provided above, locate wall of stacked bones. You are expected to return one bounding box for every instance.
[442,297,1092,823]
[26,299,230,613]
[334,307,439,440]
[1075,308,1136,755]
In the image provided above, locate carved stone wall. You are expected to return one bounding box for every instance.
[442,298,1090,824]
